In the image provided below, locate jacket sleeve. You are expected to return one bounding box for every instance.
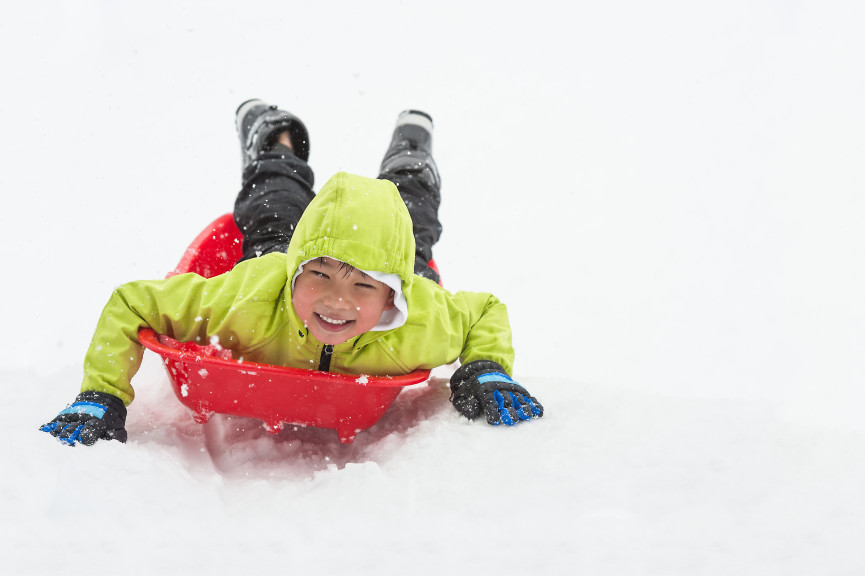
[449,291,515,374]
[80,272,232,405]
[402,280,515,375]
[79,255,288,405]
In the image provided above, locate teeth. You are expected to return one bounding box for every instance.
[319,314,348,325]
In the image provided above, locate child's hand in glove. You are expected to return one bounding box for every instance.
[41,391,128,446]
[449,360,544,426]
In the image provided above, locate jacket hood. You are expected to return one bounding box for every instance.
[284,172,416,329]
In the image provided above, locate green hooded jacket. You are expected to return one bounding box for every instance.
[81,172,514,405]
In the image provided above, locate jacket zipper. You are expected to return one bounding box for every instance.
[318,344,334,372]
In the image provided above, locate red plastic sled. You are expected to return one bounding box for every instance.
[139,214,430,443]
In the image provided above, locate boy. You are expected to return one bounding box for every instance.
[41,101,544,446]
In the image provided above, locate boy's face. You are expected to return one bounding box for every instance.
[291,257,396,345]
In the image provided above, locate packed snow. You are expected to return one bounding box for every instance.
[3,1,865,574]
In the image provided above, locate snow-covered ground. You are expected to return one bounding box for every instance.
[3,1,864,573]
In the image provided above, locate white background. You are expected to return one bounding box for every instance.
[2,1,864,574]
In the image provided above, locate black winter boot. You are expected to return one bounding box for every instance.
[236,99,310,170]
[380,110,440,190]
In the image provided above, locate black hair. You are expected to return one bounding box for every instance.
[315,257,369,279]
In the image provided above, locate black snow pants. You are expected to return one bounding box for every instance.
[233,138,442,284]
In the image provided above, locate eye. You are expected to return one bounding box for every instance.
[355,282,376,290]
[312,271,330,279]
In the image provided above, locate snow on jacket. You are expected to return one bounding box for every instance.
[81,172,514,405]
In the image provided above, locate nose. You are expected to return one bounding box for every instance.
[321,287,352,310]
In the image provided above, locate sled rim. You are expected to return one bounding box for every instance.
[139,328,430,388]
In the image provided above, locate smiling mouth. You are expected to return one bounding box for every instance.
[314,313,355,332]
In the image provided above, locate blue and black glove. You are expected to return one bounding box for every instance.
[449,360,544,426]
[40,391,128,446]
